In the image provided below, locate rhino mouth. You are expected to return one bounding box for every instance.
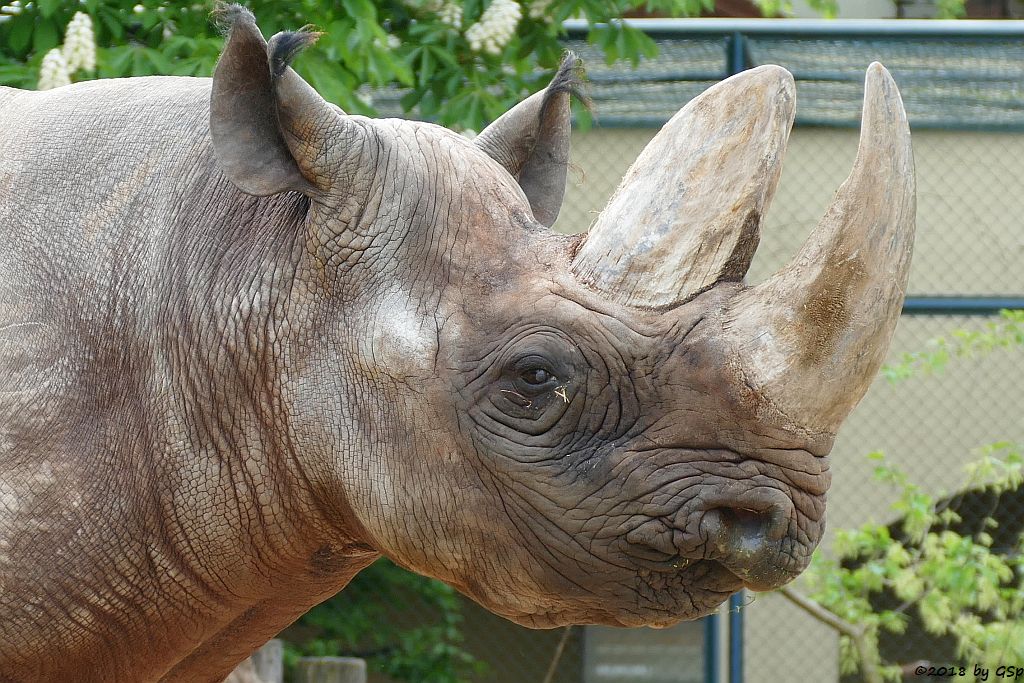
[495,561,744,629]
[615,483,813,593]
[626,548,802,596]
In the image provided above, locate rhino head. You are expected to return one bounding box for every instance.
[212,8,914,628]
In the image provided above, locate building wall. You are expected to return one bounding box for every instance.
[788,0,897,18]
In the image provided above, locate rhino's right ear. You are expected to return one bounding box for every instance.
[210,5,348,197]
[474,54,584,227]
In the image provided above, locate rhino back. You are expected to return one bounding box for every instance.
[0,77,216,429]
[0,73,311,468]
[0,85,22,109]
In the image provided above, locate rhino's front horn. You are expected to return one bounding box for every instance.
[571,65,796,309]
[723,63,915,438]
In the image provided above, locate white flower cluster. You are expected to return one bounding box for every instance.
[38,48,71,90]
[376,33,401,50]
[527,0,552,20]
[437,2,462,28]
[62,12,96,73]
[464,0,520,55]
[0,1,24,16]
[403,0,462,28]
[37,11,95,91]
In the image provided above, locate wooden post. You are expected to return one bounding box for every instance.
[251,639,283,683]
[294,657,367,683]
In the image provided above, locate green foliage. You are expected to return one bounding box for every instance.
[934,0,968,18]
[782,310,1024,681]
[801,448,1024,679]
[2,0,706,131]
[284,558,485,683]
[752,0,838,19]
[882,309,1024,384]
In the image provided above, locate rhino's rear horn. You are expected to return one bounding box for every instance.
[210,5,355,198]
[570,65,796,309]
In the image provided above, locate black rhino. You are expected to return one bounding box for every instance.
[0,5,914,681]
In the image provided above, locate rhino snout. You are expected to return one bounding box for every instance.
[624,486,801,591]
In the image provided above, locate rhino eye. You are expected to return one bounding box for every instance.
[511,355,560,396]
[521,368,553,386]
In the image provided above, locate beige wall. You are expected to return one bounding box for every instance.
[557,125,1024,682]
[559,127,1024,296]
[789,0,897,18]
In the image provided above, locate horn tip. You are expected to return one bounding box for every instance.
[865,61,898,91]
[746,64,795,88]
[861,60,909,134]
[719,65,795,118]
[867,61,889,75]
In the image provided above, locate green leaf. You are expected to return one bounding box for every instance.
[37,0,61,19]
[342,0,379,23]
[0,63,37,88]
[99,45,135,78]
[6,14,35,56]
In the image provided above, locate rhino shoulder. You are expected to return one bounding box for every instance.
[1,76,214,152]
[0,86,24,110]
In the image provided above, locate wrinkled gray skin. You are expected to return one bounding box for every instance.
[0,7,913,683]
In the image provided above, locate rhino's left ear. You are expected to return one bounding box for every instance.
[210,5,355,197]
[474,54,583,227]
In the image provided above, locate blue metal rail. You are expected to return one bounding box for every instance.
[903,297,1024,315]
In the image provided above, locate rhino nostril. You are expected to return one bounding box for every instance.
[717,507,770,553]
[703,504,788,558]
[703,489,792,545]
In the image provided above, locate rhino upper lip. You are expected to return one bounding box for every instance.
[622,546,696,573]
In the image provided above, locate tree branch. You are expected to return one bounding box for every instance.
[778,586,883,683]
[541,626,573,683]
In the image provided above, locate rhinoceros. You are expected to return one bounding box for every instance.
[0,5,914,681]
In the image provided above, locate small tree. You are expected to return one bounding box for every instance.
[282,558,486,683]
[777,310,1024,683]
[2,0,715,131]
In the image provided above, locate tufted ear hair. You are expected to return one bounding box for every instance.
[474,54,585,227]
[210,5,356,197]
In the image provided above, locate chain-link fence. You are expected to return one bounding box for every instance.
[289,20,1024,683]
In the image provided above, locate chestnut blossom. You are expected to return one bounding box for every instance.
[438,2,463,28]
[62,12,96,73]
[465,0,521,55]
[38,49,71,90]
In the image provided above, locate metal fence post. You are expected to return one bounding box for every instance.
[294,657,367,683]
[728,591,744,683]
[727,31,747,74]
[704,611,721,683]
